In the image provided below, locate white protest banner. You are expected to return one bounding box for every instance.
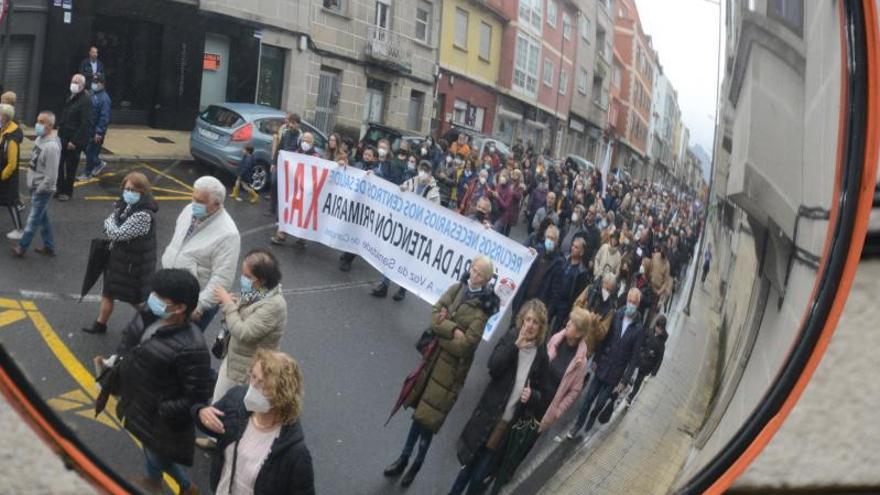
[276,152,536,340]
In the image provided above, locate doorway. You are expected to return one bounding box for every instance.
[200,33,231,111]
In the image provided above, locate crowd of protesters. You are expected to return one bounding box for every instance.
[2,80,704,492]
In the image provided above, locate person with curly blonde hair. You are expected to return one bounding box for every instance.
[196,350,315,494]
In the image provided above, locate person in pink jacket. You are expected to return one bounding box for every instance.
[540,307,597,432]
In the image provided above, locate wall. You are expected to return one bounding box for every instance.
[438,0,504,88]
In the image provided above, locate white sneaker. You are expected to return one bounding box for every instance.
[76,174,90,182]
[6,229,23,240]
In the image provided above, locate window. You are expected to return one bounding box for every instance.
[618,4,628,19]
[519,0,542,32]
[452,98,484,131]
[543,58,554,87]
[415,2,431,43]
[514,34,540,95]
[768,0,804,35]
[612,63,621,89]
[479,22,492,61]
[578,68,588,95]
[408,90,425,131]
[563,13,572,40]
[323,0,345,12]
[559,69,568,95]
[547,1,557,27]
[454,8,468,48]
[375,0,391,29]
[596,25,607,59]
[592,73,607,107]
[581,16,591,42]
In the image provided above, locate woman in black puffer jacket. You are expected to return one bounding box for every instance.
[195,349,315,495]
[112,268,211,495]
[83,172,158,334]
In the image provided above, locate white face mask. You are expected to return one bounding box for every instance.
[601,288,610,301]
[378,148,388,158]
[446,155,453,164]
[301,142,312,152]
[479,177,487,185]
[243,384,272,413]
[639,265,646,275]
[418,171,429,181]
[70,83,82,94]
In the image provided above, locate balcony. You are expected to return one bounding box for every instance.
[365,27,412,74]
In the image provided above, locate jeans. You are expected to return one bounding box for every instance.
[400,420,433,466]
[449,446,495,495]
[84,139,102,176]
[143,446,191,490]
[56,145,83,196]
[194,305,220,332]
[572,375,615,433]
[19,192,54,251]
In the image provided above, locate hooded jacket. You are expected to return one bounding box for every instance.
[0,120,23,206]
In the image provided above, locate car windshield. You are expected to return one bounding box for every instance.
[364,127,393,144]
[200,106,244,128]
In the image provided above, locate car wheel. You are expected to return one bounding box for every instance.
[250,162,269,192]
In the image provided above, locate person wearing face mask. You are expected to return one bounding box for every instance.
[80,73,112,180]
[449,132,471,158]
[622,314,668,406]
[372,138,404,186]
[545,237,590,332]
[196,349,314,495]
[162,176,241,331]
[449,300,549,495]
[82,173,158,335]
[454,157,474,209]
[112,268,211,495]
[403,153,419,182]
[195,249,288,450]
[592,232,623,280]
[459,168,493,217]
[512,225,563,318]
[467,196,494,228]
[12,111,61,258]
[647,244,672,322]
[530,191,559,233]
[270,133,319,247]
[573,272,620,342]
[490,170,520,236]
[400,161,441,204]
[385,257,499,487]
[566,288,644,440]
[54,73,92,201]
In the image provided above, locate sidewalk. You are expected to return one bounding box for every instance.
[507,257,720,495]
[18,125,193,164]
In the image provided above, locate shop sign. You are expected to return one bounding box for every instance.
[203,53,221,71]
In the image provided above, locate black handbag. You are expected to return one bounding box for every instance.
[597,392,619,425]
[415,328,435,354]
[211,324,229,360]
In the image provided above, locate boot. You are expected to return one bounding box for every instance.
[340,258,352,272]
[401,461,422,487]
[231,182,241,201]
[248,187,260,204]
[82,321,107,334]
[371,283,388,298]
[383,456,408,477]
[392,288,407,302]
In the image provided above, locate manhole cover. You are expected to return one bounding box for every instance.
[148,136,174,144]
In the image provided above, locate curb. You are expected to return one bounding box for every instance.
[18,155,192,166]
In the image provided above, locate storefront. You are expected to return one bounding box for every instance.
[39,0,259,130]
[0,0,49,124]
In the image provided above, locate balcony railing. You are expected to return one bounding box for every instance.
[365,26,412,74]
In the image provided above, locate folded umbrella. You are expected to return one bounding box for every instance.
[385,339,438,427]
[80,238,111,301]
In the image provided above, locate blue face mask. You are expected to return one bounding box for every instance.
[34,123,45,136]
[147,293,171,319]
[544,239,555,252]
[625,303,638,317]
[240,275,254,294]
[191,202,208,218]
[123,190,141,205]
[91,83,99,92]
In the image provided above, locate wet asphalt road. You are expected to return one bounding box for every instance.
[0,160,514,495]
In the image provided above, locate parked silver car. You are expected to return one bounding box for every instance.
[189,103,328,191]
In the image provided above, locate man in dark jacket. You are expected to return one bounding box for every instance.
[511,224,564,317]
[546,237,590,332]
[371,138,406,298]
[624,314,668,405]
[81,73,111,179]
[80,46,104,87]
[55,73,92,200]
[567,288,643,439]
[113,268,211,495]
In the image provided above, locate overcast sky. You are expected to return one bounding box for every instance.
[635,0,722,177]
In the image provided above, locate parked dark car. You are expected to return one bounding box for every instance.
[355,122,423,161]
[189,103,328,191]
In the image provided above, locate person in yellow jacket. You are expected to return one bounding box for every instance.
[0,103,24,239]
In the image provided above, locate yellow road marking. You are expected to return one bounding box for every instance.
[0,297,22,309]
[0,309,26,327]
[140,162,194,193]
[73,169,127,188]
[22,304,180,492]
[47,398,83,412]
[150,185,192,196]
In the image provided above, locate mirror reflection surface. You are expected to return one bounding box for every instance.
[0,0,843,493]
